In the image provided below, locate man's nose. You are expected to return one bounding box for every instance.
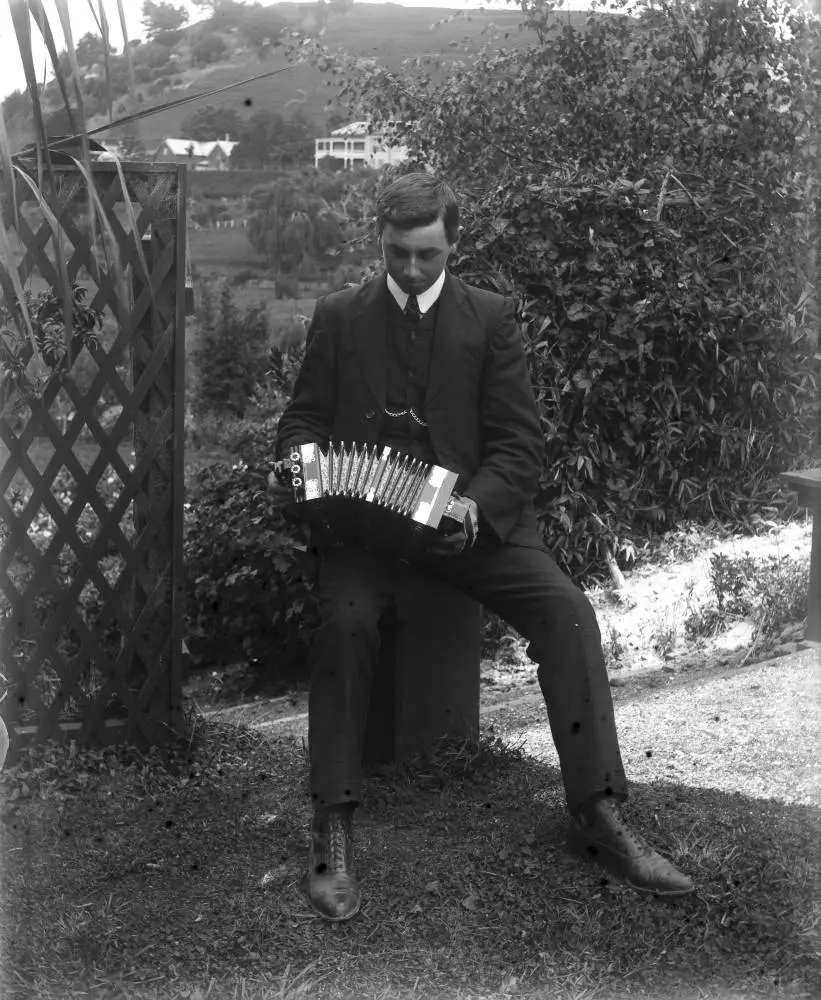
[405,256,421,278]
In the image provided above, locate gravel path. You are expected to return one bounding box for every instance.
[206,647,820,809]
[488,647,820,808]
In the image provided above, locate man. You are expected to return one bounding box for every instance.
[274,173,694,923]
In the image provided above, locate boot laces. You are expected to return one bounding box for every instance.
[326,811,350,874]
[599,799,654,856]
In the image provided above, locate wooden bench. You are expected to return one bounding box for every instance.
[362,575,483,765]
[779,467,821,642]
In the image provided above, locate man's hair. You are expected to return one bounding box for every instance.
[376,173,460,244]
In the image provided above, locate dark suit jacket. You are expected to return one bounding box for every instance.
[276,272,545,548]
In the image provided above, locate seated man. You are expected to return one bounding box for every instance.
[274,172,694,922]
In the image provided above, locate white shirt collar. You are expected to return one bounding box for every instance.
[386,270,446,315]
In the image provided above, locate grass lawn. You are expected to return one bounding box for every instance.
[189,226,263,278]
[0,717,818,1000]
[230,288,318,328]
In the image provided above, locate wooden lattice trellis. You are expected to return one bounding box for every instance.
[0,162,188,757]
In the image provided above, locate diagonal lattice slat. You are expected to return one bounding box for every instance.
[1,163,187,757]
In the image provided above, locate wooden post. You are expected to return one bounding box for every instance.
[779,469,821,642]
[129,222,184,742]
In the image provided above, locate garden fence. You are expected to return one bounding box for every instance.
[0,162,188,758]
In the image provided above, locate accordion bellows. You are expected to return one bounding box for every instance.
[287,441,470,537]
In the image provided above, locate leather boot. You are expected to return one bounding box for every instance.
[303,805,361,921]
[571,796,694,897]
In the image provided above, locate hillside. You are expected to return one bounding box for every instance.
[117,2,538,149]
[3,2,599,152]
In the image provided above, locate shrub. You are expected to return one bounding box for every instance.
[153,29,184,48]
[266,339,306,401]
[192,35,228,67]
[134,43,175,70]
[271,315,308,351]
[337,0,821,582]
[451,181,819,582]
[684,551,809,639]
[183,426,319,676]
[191,282,270,419]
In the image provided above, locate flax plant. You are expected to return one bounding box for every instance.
[0,0,148,420]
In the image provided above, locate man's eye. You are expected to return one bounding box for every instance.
[420,252,439,261]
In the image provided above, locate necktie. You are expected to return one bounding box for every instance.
[404,294,421,323]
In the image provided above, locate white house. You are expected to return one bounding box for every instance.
[314,121,408,170]
[153,136,239,170]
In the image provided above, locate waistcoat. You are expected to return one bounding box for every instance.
[381,292,439,464]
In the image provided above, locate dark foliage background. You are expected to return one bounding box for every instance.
[184,0,820,674]
[312,0,821,577]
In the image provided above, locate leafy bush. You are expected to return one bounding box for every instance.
[191,282,270,419]
[183,424,319,677]
[271,315,308,351]
[133,42,175,70]
[265,340,306,401]
[684,551,809,639]
[192,35,228,67]
[333,0,820,580]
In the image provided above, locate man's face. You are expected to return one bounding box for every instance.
[381,218,453,295]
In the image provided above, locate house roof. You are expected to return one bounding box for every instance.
[329,122,374,138]
[159,138,239,157]
[328,121,406,139]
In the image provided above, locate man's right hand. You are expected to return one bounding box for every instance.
[271,458,295,491]
[267,468,293,502]
[268,451,303,513]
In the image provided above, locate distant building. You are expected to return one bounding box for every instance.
[314,121,408,170]
[153,135,239,170]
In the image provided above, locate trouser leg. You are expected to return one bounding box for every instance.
[423,540,627,813]
[307,545,401,809]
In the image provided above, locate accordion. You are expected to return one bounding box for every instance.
[281,441,472,557]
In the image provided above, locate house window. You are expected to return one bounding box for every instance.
[332,142,344,151]
[352,141,365,151]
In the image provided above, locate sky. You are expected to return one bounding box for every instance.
[0,0,579,104]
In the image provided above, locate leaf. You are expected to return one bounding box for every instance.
[461,893,479,910]
[566,303,593,322]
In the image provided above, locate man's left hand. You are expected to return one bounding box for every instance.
[427,495,480,557]
[460,495,480,548]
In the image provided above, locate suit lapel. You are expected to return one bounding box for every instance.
[350,275,389,410]
[425,273,473,412]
